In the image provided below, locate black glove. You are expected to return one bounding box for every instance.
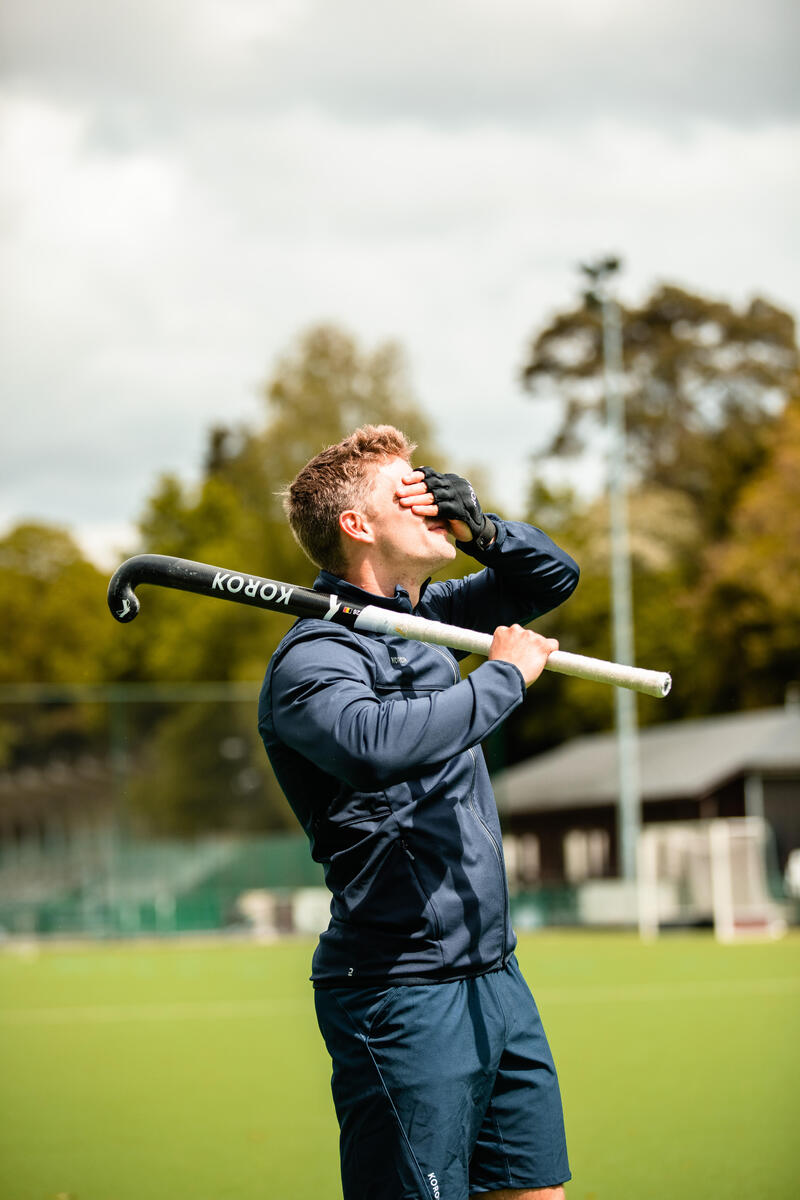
[418,467,496,550]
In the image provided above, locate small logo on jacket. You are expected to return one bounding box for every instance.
[427,1172,441,1198]
[390,655,408,665]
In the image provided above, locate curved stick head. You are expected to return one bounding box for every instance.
[107,560,142,623]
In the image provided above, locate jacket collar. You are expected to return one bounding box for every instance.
[314,569,431,614]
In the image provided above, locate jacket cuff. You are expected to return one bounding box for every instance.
[476,658,528,709]
[492,657,527,700]
[455,515,507,562]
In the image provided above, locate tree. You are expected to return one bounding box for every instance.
[698,394,800,710]
[522,285,799,542]
[124,323,445,833]
[0,523,118,774]
[493,285,800,765]
[132,324,440,682]
[487,480,704,765]
[0,523,117,685]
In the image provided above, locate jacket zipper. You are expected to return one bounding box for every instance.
[465,746,509,960]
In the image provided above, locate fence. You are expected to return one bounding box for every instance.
[0,682,323,937]
[0,828,323,937]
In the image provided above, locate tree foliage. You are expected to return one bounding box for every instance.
[522,285,798,541]
[6,303,798,829]
[123,324,443,832]
[0,523,117,685]
[1,325,445,834]
[504,285,800,760]
[0,523,119,775]
[132,325,439,680]
[698,395,800,708]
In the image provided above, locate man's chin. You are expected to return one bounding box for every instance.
[431,540,457,566]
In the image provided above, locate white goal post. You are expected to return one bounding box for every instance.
[637,817,786,942]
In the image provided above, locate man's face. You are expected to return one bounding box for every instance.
[360,456,457,578]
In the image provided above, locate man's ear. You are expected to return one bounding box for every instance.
[339,509,374,547]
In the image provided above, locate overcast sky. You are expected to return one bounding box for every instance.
[2,0,798,566]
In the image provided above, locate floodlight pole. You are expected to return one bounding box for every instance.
[580,257,641,880]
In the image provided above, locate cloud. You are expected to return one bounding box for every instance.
[2,0,797,131]
[3,92,797,516]
[1,1,798,562]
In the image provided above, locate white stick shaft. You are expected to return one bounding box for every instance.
[544,650,671,698]
[354,606,671,699]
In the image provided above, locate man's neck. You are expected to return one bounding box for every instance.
[343,560,423,608]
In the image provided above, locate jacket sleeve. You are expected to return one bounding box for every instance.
[420,517,579,639]
[267,626,526,791]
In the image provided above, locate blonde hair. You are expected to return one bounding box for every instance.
[285,425,417,573]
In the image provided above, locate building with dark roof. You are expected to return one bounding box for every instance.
[494,701,800,886]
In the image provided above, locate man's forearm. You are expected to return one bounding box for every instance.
[421,518,579,636]
[467,518,580,613]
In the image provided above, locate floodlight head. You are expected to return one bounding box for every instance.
[579,255,623,285]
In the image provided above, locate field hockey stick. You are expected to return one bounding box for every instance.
[107,554,672,699]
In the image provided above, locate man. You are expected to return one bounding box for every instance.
[258,424,579,1200]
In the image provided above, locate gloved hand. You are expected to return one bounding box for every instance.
[418,467,496,549]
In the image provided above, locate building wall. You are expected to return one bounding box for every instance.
[502,783,759,886]
[499,753,799,886]
[764,777,800,868]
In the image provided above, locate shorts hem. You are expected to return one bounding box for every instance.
[469,1174,572,1194]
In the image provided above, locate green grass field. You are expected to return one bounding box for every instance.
[1,931,798,1199]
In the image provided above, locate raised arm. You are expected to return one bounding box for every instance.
[420,518,579,640]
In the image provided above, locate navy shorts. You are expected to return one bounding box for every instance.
[314,955,570,1199]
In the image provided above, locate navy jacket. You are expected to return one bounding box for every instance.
[258,518,579,986]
